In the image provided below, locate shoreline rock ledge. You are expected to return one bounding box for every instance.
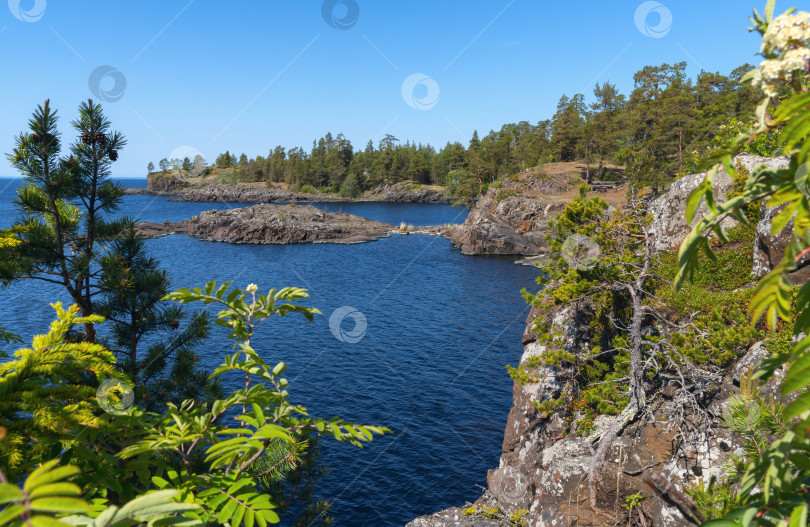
[135,204,395,245]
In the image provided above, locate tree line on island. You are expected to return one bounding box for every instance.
[148,62,776,198]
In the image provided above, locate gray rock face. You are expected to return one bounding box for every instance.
[649,154,789,252]
[752,203,810,284]
[161,182,452,204]
[360,182,454,203]
[147,173,190,193]
[407,299,782,527]
[449,187,566,256]
[136,204,394,245]
[648,168,735,252]
[449,209,545,256]
[742,155,809,282]
[171,185,298,203]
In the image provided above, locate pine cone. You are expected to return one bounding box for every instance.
[108,150,118,161]
[93,132,106,145]
[81,131,93,144]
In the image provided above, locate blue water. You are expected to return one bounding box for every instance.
[0,178,539,526]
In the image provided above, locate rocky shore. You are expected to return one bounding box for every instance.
[135,204,395,245]
[447,169,584,256]
[131,157,801,526]
[125,175,453,204]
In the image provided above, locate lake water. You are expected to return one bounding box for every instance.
[0,178,541,526]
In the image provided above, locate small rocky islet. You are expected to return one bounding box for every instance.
[136,203,397,245]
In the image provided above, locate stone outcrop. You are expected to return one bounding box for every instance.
[752,201,810,284]
[648,169,736,252]
[449,209,546,256]
[356,181,453,203]
[648,154,789,252]
[407,300,779,527]
[135,204,394,245]
[407,156,806,526]
[147,172,190,193]
[449,173,569,256]
[169,185,303,203]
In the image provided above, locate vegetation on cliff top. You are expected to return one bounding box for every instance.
[511,1,810,525]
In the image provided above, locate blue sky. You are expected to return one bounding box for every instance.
[0,0,783,177]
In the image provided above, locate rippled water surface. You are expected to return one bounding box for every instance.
[0,178,540,526]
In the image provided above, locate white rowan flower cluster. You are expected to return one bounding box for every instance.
[751,12,810,97]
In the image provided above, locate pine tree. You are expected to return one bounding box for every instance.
[96,226,219,410]
[2,99,127,341]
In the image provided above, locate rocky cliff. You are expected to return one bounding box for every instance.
[408,300,781,527]
[135,204,394,245]
[449,172,573,256]
[147,172,191,193]
[409,155,796,527]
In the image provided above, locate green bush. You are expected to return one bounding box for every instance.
[0,283,389,526]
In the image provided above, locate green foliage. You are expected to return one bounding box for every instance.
[515,190,657,434]
[723,370,788,466]
[674,2,810,525]
[97,226,218,411]
[338,172,361,198]
[461,505,528,526]
[1,101,215,414]
[624,492,646,511]
[656,228,754,292]
[0,459,200,527]
[0,304,120,480]
[0,281,389,525]
[1,100,127,342]
[687,478,737,521]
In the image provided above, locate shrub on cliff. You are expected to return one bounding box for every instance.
[674,1,810,524]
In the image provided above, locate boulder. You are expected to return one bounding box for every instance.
[648,169,735,252]
[449,209,545,256]
[752,203,810,284]
[649,154,789,252]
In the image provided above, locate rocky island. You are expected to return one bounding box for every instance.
[127,172,454,204]
[136,203,395,245]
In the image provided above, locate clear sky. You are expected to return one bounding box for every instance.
[0,0,787,177]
